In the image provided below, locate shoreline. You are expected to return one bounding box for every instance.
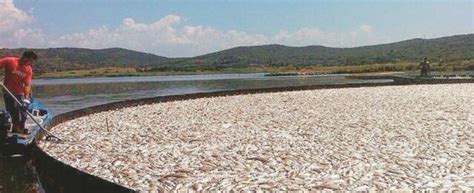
[34,69,474,80]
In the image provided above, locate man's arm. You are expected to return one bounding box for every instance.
[24,84,32,99]
[24,67,33,99]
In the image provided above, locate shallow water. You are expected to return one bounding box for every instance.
[0,73,391,192]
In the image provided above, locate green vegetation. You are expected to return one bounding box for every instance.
[0,34,472,78]
[30,59,472,78]
[265,59,473,75]
[37,67,139,78]
[164,34,473,70]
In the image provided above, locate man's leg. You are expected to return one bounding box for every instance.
[18,105,27,133]
[4,93,25,134]
[4,94,14,132]
[423,68,428,77]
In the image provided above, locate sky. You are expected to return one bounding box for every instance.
[1,0,472,57]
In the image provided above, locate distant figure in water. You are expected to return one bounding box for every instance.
[419,57,431,77]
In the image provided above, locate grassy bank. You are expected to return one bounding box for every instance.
[33,60,473,79]
[266,60,473,75]
[36,67,139,78]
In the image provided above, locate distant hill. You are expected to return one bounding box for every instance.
[0,47,167,73]
[168,34,473,71]
[0,34,472,73]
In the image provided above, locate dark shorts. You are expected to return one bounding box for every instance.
[4,93,27,124]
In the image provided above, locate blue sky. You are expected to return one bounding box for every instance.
[2,0,473,57]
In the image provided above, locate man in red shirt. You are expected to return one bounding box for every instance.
[0,51,37,134]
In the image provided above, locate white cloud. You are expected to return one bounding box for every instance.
[272,28,349,47]
[0,0,30,29]
[359,24,373,34]
[1,1,388,57]
[269,24,386,48]
[50,15,273,57]
[0,0,45,47]
[50,16,386,57]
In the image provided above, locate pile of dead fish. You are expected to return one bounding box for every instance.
[39,84,474,192]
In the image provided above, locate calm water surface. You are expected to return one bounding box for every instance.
[0,73,391,193]
[33,73,390,115]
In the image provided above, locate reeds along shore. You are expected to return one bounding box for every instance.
[39,84,474,192]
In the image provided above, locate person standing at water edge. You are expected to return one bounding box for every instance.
[0,51,38,134]
[419,57,431,77]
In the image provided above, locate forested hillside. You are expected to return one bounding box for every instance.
[0,34,472,73]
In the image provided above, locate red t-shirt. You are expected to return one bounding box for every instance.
[0,57,33,95]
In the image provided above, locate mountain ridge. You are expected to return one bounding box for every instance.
[0,34,472,73]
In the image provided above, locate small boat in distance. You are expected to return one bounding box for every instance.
[0,97,52,156]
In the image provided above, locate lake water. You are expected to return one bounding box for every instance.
[32,73,390,115]
[0,73,391,193]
